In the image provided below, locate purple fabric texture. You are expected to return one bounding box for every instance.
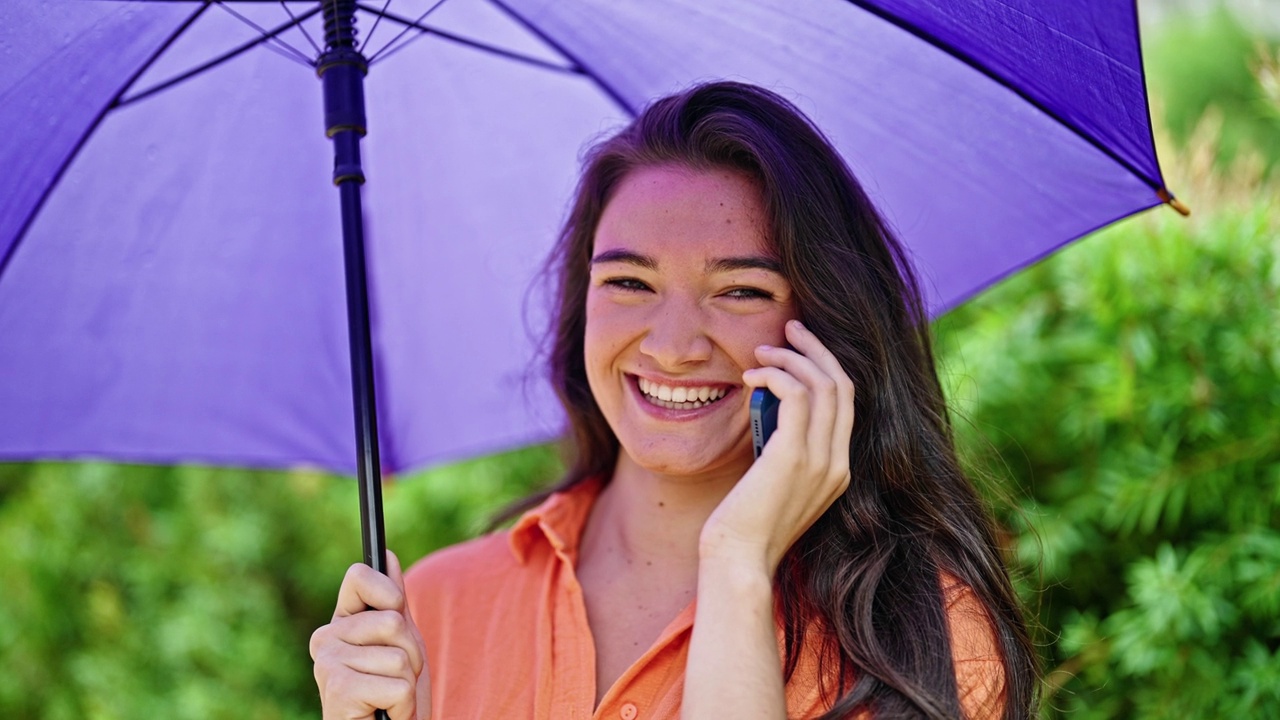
[0,0,1171,475]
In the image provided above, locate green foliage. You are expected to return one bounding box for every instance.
[0,446,559,719]
[934,199,1280,718]
[1144,4,1280,173]
[0,463,344,720]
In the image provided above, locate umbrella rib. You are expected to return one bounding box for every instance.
[358,0,399,57]
[280,0,323,56]
[356,2,581,77]
[0,4,211,284]
[483,0,636,117]
[841,0,1161,191]
[114,8,324,109]
[213,1,316,67]
[363,0,452,64]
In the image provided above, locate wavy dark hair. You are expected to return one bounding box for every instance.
[508,81,1037,719]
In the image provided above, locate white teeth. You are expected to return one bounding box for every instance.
[636,378,730,409]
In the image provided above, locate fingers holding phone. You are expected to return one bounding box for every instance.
[701,319,855,574]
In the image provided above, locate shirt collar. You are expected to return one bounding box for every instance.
[508,476,603,565]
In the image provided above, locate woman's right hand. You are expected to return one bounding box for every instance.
[310,551,431,720]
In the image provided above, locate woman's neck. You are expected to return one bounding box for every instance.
[580,451,749,573]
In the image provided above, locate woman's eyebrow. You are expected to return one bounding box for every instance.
[590,249,657,269]
[706,256,783,274]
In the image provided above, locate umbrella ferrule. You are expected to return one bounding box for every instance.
[1156,187,1191,217]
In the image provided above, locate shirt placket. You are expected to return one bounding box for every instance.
[543,527,598,718]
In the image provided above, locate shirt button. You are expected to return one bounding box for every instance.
[619,702,638,720]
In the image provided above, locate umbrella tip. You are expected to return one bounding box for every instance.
[1157,188,1191,217]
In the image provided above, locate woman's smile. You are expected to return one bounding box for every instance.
[584,164,797,477]
[630,374,739,414]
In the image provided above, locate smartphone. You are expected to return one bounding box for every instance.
[750,387,780,459]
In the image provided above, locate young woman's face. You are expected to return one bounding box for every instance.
[585,165,798,479]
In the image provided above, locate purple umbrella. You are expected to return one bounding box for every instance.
[1,0,1182,574]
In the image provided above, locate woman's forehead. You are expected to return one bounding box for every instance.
[593,165,773,262]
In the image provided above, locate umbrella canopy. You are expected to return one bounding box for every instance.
[0,0,1178,477]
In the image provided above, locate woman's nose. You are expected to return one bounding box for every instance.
[638,303,713,368]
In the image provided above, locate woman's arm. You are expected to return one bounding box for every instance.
[944,576,1007,719]
[683,320,855,719]
[684,556,786,719]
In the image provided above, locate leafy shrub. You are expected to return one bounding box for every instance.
[0,447,559,719]
[1143,3,1280,174]
[935,193,1279,718]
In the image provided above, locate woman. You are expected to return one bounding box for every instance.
[311,81,1037,719]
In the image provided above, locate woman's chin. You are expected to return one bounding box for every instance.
[618,438,754,481]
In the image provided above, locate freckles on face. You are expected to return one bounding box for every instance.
[582,164,797,478]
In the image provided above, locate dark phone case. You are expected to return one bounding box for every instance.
[750,387,780,459]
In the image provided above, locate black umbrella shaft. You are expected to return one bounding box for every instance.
[338,160,387,575]
[319,7,387,577]
[320,6,391,716]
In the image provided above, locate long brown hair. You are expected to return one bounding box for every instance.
[512,81,1037,719]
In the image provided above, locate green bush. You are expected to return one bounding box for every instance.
[934,198,1280,718]
[0,464,342,719]
[1144,4,1280,174]
[0,447,559,719]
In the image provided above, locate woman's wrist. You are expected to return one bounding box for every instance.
[696,547,775,597]
[698,520,784,578]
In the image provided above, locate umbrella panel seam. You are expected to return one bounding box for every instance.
[842,0,1162,193]
[483,0,637,117]
[0,4,210,285]
[116,6,324,109]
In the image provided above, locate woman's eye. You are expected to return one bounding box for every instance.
[603,277,652,292]
[724,287,774,300]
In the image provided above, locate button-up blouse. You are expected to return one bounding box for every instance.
[405,477,1005,719]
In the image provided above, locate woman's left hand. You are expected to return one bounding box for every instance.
[699,319,855,576]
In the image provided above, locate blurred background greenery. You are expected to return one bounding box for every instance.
[2,1,1277,717]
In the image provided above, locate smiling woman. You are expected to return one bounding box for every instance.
[310,82,1037,720]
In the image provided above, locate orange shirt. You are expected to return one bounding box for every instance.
[405,478,1005,719]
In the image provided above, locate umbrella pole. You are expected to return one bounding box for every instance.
[319,2,388,580]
